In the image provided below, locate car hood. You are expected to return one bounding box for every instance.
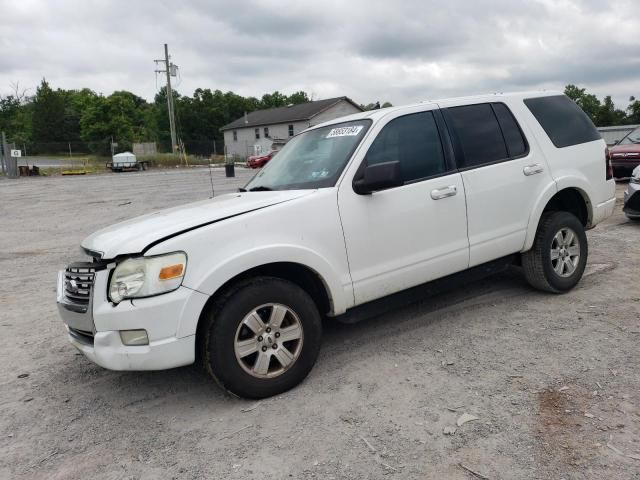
[82,190,312,259]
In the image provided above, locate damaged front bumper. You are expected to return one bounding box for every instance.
[623,181,640,219]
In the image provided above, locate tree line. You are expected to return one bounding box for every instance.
[0,80,325,155]
[563,84,640,127]
[0,79,637,156]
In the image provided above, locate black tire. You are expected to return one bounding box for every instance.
[522,211,588,293]
[201,277,322,398]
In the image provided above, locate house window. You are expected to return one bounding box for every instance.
[233,131,237,142]
[288,124,294,137]
[264,127,270,138]
[255,128,260,139]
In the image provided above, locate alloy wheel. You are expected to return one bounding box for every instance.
[234,303,304,378]
[550,227,580,277]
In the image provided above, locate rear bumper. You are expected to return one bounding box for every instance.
[624,182,640,218]
[592,196,616,226]
[610,158,640,167]
[611,159,640,176]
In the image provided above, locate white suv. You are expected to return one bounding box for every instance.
[57,92,616,398]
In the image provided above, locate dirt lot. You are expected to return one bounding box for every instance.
[1,169,639,479]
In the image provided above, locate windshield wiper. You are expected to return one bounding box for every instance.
[248,186,273,192]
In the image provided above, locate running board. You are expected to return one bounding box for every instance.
[334,254,518,324]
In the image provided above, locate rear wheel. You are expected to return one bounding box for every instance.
[201,277,322,398]
[522,211,588,293]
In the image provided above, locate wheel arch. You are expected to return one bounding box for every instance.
[524,184,593,251]
[192,261,334,364]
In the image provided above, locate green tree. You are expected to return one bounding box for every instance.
[260,91,289,109]
[626,96,640,124]
[287,91,310,105]
[595,96,626,127]
[153,86,181,147]
[0,94,32,144]
[62,88,98,143]
[564,84,601,123]
[31,78,65,143]
[79,90,152,153]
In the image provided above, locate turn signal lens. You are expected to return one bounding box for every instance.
[159,264,184,280]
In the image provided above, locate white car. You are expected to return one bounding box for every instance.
[624,165,640,219]
[58,91,616,398]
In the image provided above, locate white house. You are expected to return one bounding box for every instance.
[221,97,363,159]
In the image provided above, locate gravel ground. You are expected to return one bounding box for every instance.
[1,169,639,480]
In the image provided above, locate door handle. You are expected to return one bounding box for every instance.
[430,185,457,200]
[523,164,544,176]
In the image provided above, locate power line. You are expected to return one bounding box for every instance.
[154,44,178,154]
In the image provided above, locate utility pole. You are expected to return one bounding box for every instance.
[155,44,178,154]
[1,131,8,174]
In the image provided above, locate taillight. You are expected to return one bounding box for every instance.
[605,148,613,180]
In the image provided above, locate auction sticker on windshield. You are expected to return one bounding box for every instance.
[326,126,363,138]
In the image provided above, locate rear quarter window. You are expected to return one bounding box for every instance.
[524,95,601,148]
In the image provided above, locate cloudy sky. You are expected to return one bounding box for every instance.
[1,0,638,108]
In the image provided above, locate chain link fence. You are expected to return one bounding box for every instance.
[1,136,228,176]
[4,139,225,158]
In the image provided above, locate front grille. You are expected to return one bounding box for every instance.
[64,263,96,305]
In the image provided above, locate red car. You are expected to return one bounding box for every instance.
[246,150,277,169]
[609,126,640,178]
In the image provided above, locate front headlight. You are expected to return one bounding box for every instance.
[631,167,640,184]
[109,252,187,303]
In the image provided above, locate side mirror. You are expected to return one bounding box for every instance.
[353,160,402,195]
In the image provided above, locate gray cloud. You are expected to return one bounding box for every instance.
[0,0,638,109]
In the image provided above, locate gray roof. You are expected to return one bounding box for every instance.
[596,124,639,132]
[220,96,362,131]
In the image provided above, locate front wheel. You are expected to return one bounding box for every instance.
[201,277,322,398]
[522,211,588,293]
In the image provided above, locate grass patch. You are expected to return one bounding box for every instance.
[138,153,226,167]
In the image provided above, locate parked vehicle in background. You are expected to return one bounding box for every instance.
[246,150,277,169]
[57,91,615,399]
[624,165,640,220]
[106,152,148,172]
[609,126,640,178]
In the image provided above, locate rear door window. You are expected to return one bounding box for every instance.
[444,104,508,168]
[524,95,600,148]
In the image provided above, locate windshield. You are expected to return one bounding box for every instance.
[619,127,640,145]
[244,119,371,191]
